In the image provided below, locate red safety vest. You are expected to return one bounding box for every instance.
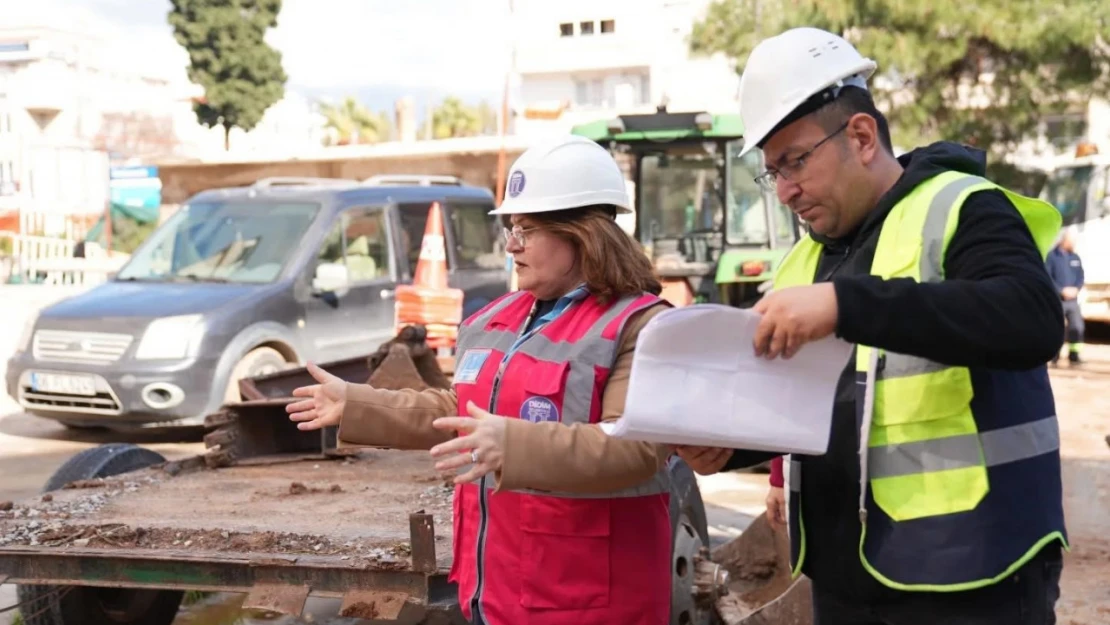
[449,288,673,625]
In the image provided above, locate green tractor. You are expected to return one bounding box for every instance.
[572,107,800,308]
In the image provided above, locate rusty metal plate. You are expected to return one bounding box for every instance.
[339,589,408,620]
[243,583,311,615]
[409,512,436,573]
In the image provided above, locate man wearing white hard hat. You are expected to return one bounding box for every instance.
[288,134,678,625]
[676,27,1067,624]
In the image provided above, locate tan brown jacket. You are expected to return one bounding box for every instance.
[337,303,671,494]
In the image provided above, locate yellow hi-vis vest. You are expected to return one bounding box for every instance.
[773,170,1067,591]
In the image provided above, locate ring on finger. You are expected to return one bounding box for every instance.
[470,449,480,464]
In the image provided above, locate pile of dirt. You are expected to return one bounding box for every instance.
[340,592,406,619]
[284,481,344,496]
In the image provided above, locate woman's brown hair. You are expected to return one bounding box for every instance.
[511,205,661,304]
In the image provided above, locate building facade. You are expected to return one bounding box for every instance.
[509,0,741,137]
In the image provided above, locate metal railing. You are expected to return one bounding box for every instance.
[250,176,357,188]
[361,174,462,187]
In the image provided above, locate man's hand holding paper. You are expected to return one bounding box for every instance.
[603,302,853,457]
[752,283,839,360]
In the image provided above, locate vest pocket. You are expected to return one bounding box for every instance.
[869,367,989,521]
[516,360,570,424]
[519,495,611,610]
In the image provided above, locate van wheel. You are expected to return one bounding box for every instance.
[224,347,289,403]
[16,444,184,625]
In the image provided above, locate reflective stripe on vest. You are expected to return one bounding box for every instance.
[456,291,671,499]
[772,170,1064,589]
[859,171,1060,523]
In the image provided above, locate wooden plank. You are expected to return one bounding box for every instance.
[243,583,311,615]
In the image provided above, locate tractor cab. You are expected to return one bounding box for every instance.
[572,108,799,308]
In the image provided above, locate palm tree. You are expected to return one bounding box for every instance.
[430,97,483,139]
[318,97,393,145]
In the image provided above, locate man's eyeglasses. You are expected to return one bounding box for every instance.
[503,226,539,247]
[753,121,850,192]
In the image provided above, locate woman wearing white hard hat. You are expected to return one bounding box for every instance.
[676,26,1067,625]
[287,134,675,625]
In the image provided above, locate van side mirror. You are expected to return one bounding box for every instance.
[312,262,350,297]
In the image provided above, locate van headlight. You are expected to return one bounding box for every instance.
[16,313,38,353]
[135,315,205,360]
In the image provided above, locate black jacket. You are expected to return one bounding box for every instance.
[722,142,1064,602]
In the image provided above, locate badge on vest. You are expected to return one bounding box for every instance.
[520,396,560,423]
[455,349,491,384]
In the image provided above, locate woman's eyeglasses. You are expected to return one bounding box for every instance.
[503,226,540,247]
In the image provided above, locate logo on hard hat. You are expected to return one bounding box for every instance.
[508,170,526,198]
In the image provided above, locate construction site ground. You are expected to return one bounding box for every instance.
[0,287,1107,624]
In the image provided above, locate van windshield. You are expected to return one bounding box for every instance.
[115,201,321,283]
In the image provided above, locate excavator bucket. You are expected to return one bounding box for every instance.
[202,325,452,468]
[711,512,813,625]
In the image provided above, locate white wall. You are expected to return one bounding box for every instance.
[510,0,741,137]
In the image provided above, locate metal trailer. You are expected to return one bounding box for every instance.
[0,445,465,624]
[0,335,807,625]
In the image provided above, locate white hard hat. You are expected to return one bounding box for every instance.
[491,134,632,215]
[737,27,878,156]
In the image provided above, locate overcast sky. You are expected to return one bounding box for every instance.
[6,0,512,108]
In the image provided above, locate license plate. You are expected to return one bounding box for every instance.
[30,372,97,396]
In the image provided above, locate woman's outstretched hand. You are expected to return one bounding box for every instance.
[286,362,348,431]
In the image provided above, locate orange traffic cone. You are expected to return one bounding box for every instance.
[394,202,464,349]
[413,201,449,290]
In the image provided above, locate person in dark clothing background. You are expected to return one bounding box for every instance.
[674,27,1067,625]
[1045,226,1085,365]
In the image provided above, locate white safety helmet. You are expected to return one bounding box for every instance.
[490,134,632,215]
[737,27,878,157]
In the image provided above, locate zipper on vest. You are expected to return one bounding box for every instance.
[469,305,533,624]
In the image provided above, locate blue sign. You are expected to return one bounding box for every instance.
[455,349,491,384]
[110,165,159,180]
[109,165,162,209]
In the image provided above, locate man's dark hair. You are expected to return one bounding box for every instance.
[758,85,894,155]
[813,86,894,155]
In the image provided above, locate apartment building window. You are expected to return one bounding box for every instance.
[574,78,604,108]
[560,23,574,37]
[601,19,615,33]
[580,21,595,35]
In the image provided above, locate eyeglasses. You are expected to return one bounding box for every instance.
[503,226,540,247]
[753,121,850,192]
